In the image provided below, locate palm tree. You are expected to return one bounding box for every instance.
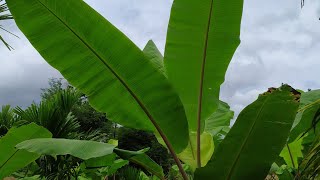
[0,105,17,136]
[0,0,16,50]
[13,89,83,178]
[14,89,81,138]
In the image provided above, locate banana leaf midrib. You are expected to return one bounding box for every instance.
[226,95,269,179]
[196,0,214,167]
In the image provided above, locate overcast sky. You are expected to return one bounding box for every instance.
[1,0,319,118]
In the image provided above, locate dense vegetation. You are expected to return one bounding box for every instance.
[0,0,319,179]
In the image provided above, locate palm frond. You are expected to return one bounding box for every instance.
[0,0,15,50]
[299,134,320,179]
[14,89,81,138]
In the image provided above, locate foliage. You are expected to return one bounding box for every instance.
[116,166,144,180]
[168,165,194,180]
[289,90,320,143]
[299,134,320,179]
[114,148,164,178]
[0,105,17,137]
[117,127,172,174]
[7,0,190,158]
[72,101,114,137]
[14,89,81,138]
[178,132,214,170]
[17,138,116,160]
[40,78,66,100]
[280,137,304,169]
[16,137,164,179]
[195,86,300,179]
[41,78,115,140]
[0,123,52,179]
[7,0,319,179]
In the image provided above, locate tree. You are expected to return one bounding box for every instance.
[41,78,114,139]
[117,127,173,174]
[0,105,16,137]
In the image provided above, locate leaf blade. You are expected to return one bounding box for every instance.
[195,86,300,179]
[16,138,115,160]
[164,0,243,132]
[7,0,189,153]
[0,123,52,179]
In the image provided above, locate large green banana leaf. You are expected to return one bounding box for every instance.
[17,138,164,178]
[16,138,115,160]
[194,85,300,180]
[164,0,243,132]
[289,89,320,143]
[0,123,52,179]
[7,0,189,153]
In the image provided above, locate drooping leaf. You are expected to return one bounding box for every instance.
[113,148,149,159]
[130,154,164,179]
[205,101,234,136]
[195,85,300,180]
[280,137,304,169]
[143,40,165,74]
[85,154,117,168]
[114,148,164,178]
[16,138,115,160]
[0,123,52,179]
[7,0,188,153]
[164,0,243,132]
[178,132,214,170]
[289,90,320,143]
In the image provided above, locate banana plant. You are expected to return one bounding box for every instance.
[7,0,302,179]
